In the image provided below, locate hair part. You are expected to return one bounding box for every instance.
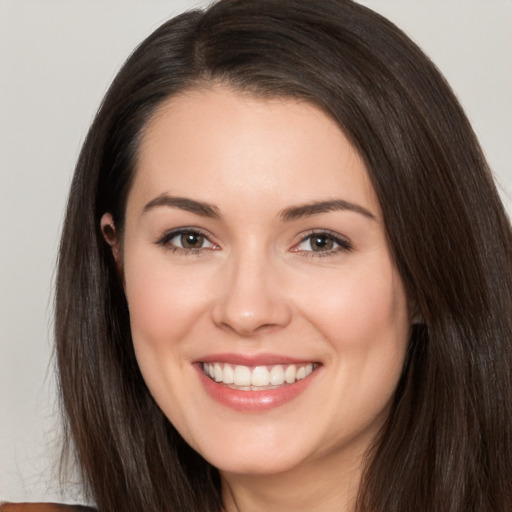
[55,1,512,510]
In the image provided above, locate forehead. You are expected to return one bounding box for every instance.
[130,86,379,216]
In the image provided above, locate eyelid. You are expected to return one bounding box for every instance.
[291,229,353,256]
[154,227,352,257]
[155,227,219,252]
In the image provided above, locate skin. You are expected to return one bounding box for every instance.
[102,86,411,512]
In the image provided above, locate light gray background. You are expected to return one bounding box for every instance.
[1,0,511,505]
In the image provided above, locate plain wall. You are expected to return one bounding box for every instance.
[1,0,510,505]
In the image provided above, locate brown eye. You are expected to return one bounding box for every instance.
[157,229,216,252]
[309,235,334,251]
[293,231,353,256]
[180,232,205,249]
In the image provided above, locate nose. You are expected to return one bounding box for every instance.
[211,251,292,337]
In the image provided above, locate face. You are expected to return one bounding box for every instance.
[103,87,411,479]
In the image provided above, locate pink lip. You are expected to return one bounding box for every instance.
[194,358,320,412]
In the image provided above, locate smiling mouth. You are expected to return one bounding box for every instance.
[201,362,318,390]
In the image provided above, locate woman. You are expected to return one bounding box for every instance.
[49,0,512,510]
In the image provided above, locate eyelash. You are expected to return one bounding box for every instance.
[155,228,217,256]
[155,228,353,257]
[293,229,353,258]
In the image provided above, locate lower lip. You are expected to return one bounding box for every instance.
[195,365,319,412]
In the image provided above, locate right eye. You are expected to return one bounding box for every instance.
[156,229,217,253]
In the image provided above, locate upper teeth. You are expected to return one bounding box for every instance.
[202,362,315,388]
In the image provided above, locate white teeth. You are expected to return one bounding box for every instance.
[251,366,270,386]
[223,364,234,384]
[202,362,316,388]
[296,364,314,380]
[213,363,223,382]
[269,365,285,385]
[284,364,296,384]
[233,365,252,386]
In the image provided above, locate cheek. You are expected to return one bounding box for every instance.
[122,251,216,429]
[125,253,207,335]
[293,254,410,414]
[296,259,409,349]
[293,258,410,438]
[122,248,214,378]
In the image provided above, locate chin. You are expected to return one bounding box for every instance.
[188,426,309,477]
[212,451,304,477]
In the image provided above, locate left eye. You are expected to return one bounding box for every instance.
[295,232,352,253]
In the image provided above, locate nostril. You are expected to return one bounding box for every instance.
[214,310,291,336]
[217,320,278,336]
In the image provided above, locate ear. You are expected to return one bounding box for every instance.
[410,299,424,325]
[411,312,423,325]
[100,212,123,271]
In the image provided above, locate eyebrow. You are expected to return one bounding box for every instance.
[143,194,221,219]
[143,194,375,222]
[279,199,376,222]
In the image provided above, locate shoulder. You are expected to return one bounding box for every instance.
[1,505,96,512]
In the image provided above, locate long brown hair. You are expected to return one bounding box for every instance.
[55,1,512,510]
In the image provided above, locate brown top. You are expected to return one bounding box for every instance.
[1,504,96,512]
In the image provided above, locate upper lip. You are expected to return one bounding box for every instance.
[193,352,319,367]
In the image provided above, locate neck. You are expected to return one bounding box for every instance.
[220,445,366,512]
